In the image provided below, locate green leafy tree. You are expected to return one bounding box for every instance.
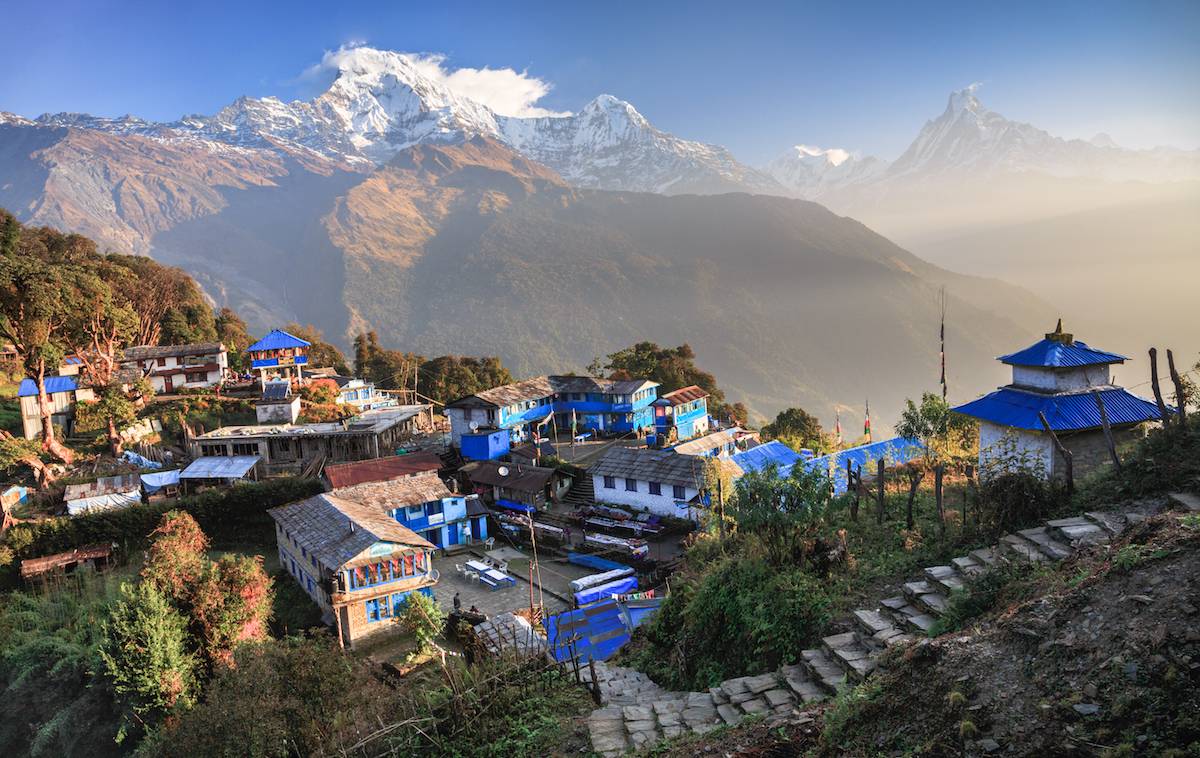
[728,465,832,567]
[398,591,446,654]
[418,354,515,403]
[603,341,747,420]
[282,323,348,374]
[895,392,978,467]
[762,407,824,451]
[215,307,251,371]
[74,382,140,456]
[0,430,52,485]
[300,378,339,405]
[100,581,199,741]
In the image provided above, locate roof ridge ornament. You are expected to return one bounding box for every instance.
[1045,318,1074,345]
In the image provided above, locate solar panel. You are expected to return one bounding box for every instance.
[262,381,290,401]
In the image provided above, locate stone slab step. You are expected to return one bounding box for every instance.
[1084,510,1126,535]
[903,611,937,634]
[802,648,848,694]
[952,555,986,577]
[717,703,743,726]
[903,580,936,601]
[853,609,896,636]
[1047,518,1109,546]
[829,642,876,680]
[1000,533,1048,562]
[970,547,999,567]
[1018,527,1074,560]
[916,591,949,615]
[936,573,967,594]
[1168,492,1200,513]
[880,595,908,611]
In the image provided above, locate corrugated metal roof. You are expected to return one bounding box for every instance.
[802,437,926,495]
[999,339,1126,368]
[731,440,803,475]
[246,329,311,353]
[179,455,260,479]
[18,375,78,397]
[324,452,443,489]
[268,493,433,568]
[954,387,1168,431]
[671,429,739,456]
[63,473,141,501]
[656,385,708,406]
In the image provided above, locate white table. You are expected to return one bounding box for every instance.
[467,560,514,588]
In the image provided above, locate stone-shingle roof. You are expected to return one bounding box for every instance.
[657,385,709,406]
[269,493,433,569]
[448,375,659,409]
[462,460,559,492]
[332,471,453,510]
[588,447,708,489]
[122,342,225,361]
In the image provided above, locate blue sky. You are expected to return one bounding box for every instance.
[2,0,1197,163]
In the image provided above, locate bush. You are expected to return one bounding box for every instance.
[975,470,1063,536]
[625,555,832,690]
[0,478,324,586]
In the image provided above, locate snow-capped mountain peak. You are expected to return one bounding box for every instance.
[763,144,887,199]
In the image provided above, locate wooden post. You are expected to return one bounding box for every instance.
[876,458,885,525]
[1038,411,1073,494]
[1148,348,1172,425]
[716,475,726,539]
[1166,350,1189,425]
[588,658,601,705]
[848,461,860,523]
[935,465,945,539]
[904,466,923,530]
[1091,390,1122,470]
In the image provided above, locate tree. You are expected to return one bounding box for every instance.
[727,465,832,567]
[418,354,515,403]
[74,382,141,456]
[0,430,53,486]
[100,581,199,741]
[895,392,978,467]
[300,378,339,405]
[215,307,251,371]
[141,511,211,607]
[397,591,446,654]
[762,407,824,451]
[603,341,745,419]
[106,254,213,348]
[283,323,348,374]
[189,555,273,666]
[63,266,139,387]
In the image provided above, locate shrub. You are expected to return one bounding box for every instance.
[397,591,446,655]
[189,555,273,666]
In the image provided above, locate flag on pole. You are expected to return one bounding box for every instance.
[864,399,872,443]
[835,408,843,445]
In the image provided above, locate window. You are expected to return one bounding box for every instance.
[310,555,317,568]
[673,485,686,500]
[603,475,615,489]
[406,505,423,521]
[232,442,258,456]
[186,371,207,383]
[648,481,662,496]
[625,478,637,492]
[157,357,166,367]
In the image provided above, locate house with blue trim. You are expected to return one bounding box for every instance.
[444,375,659,452]
[17,375,93,440]
[268,492,437,648]
[246,329,310,384]
[331,470,488,549]
[653,385,710,443]
[954,322,1169,481]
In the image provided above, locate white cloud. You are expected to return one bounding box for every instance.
[306,44,569,118]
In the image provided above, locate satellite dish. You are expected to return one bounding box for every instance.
[469,421,479,432]
[497,466,510,477]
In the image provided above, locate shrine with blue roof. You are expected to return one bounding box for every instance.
[953,322,1169,481]
[246,328,311,383]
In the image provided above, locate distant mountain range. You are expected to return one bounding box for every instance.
[4,45,1191,421]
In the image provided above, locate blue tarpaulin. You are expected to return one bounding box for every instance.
[804,437,926,494]
[545,596,665,663]
[732,440,805,477]
[122,450,162,469]
[574,576,638,606]
[567,552,630,572]
[494,498,535,513]
[141,470,181,495]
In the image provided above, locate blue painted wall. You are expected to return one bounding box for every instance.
[461,430,511,460]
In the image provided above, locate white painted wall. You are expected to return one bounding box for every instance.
[1011,365,1111,393]
[591,473,700,520]
[978,421,1053,479]
[447,407,496,447]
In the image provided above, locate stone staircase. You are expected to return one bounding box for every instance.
[562,474,596,510]
[586,495,1187,756]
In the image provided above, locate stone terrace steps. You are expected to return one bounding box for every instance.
[587,499,1172,755]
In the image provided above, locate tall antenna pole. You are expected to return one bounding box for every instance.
[939,286,948,401]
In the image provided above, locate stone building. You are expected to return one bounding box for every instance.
[954,322,1169,481]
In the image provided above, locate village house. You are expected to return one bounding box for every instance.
[246,329,310,384]
[255,381,301,424]
[190,405,430,475]
[461,458,573,513]
[330,376,399,411]
[954,322,1168,481]
[653,385,710,442]
[269,493,437,648]
[63,473,141,516]
[178,455,261,493]
[17,375,94,439]
[589,446,737,520]
[120,342,227,393]
[332,469,488,549]
[671,427,757,458]
[445,375,660,452]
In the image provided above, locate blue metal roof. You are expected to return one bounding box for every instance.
[18,376,78,397]
[246,329,311,352]
[731,440,804,476]
[803,437,926,495]
[954,387,1167,431]
[998,338,1126,368]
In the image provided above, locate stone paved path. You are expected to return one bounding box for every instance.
[586,496,1183,755]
